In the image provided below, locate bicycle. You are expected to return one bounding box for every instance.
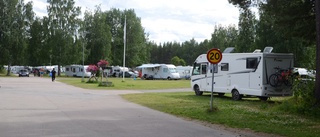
[269,67,295,87]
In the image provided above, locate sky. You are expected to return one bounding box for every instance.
[25,0,240,44]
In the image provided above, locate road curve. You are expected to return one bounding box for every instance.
[0,77,264,137]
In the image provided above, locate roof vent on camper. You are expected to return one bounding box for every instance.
[253,49,261,53]
[223,47,235,53]
[263,47,273,53]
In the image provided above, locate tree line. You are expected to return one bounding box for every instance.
[0,0,317,71]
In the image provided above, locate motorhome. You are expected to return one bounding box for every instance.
[176,66,193,79]
[191,47,294,101]
[137,64,180,80]
[10,66,26,74]
[110,66,129,77]
[65,65,91,77]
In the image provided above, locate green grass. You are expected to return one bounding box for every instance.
[57,77,190,90]
[121,92,320,137]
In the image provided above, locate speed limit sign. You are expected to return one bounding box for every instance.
[207,48,222,64]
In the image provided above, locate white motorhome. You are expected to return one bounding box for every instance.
[176,66,193,79]
[137,64,180,80]
[110,66,129,77]
[65,65,91,77]
[10,66,26,74]
[191,47,294,100]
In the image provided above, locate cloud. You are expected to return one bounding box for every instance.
[25,0,240,43]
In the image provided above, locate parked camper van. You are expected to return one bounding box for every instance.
[191,47,294,101]
[110,66,129,77]
[176,66,193,79]
[65,65,91,77]
[137,64,180,80]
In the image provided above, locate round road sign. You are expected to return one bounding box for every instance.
[207,48,222,64]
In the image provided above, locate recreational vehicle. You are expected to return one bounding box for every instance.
[110,66,129,77]
[191,47,294,101]
[137,64,180,80]
[176,66,193,79]
[65,65,91,77]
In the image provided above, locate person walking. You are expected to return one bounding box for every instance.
[51,68,56,82]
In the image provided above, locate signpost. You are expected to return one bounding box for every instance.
[206,48,222,111]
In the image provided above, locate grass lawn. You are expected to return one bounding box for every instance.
[57,77,190,90]
[121,92,320,137]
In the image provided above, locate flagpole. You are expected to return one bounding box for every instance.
[122,15,126,82]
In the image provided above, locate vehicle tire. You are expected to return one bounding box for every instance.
[259,96,268,101]
[167,77,171,80]
[269,74,281,87]
[194,85,203,96]
[218,93,225,97]
[231,89,242,101]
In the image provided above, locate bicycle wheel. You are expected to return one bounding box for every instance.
[269,74,279,87]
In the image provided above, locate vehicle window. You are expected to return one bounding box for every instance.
[246,58,258,69]
[192,63,200,75]
[221,63,229,71]
[163,68,168,73]
[169,68,177,73]
[201,64,207,74]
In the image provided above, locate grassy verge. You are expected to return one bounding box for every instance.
[57,77,190,90]
[121,92,320,137]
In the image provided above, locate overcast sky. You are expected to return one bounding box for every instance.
[25,0,240,43]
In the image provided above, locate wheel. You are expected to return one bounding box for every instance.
[269,74,277,87]
[194,85,203,96]
[218,93,225,97]
[231,89,242,101]
[167,77,171,80]
[269,74,282,87]
[259,96,268,101]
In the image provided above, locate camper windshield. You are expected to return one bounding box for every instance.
[169,68,177,73]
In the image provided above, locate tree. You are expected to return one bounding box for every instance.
[83,6,112,65]
[124,9,149,67]
[211,25,238,52]
[106,8,124,66]
[0,0,33,75]
[237,8,256,52]
[315,0,320,104]
[171,56,186,66]
[47,0,81,76]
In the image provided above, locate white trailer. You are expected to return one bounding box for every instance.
[191,47,294,100]
[65,65,91,77]
[137,64,180,80]
[176,66,193,79]
[110,66,129,77]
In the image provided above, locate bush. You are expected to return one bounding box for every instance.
[281,80,320,117]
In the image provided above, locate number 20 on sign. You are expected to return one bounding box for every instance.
[207,48,222,64]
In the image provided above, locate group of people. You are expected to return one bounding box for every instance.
[32,68,56,82]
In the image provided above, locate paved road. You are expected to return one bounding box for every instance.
[0,77,259,137]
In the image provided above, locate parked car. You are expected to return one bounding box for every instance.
[19,69,29,77]
[119,71,138,78]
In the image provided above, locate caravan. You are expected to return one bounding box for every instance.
[65,65,91,77]
[191,47,294,100]
[137,64,180,80]
[176,66,193,79]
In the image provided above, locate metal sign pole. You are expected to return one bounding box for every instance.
[210,64,214,111]
[206,48,222,112]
